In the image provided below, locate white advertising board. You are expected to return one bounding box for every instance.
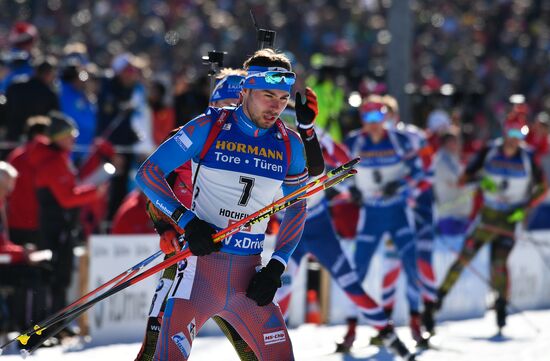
[325,231,550,326]
[88,234,161,345]
[86,231,550,341]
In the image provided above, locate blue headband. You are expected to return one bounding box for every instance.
[210,74,245,103]
[361,110,386,123]
[506,128,527,140]
[242,66,295,93]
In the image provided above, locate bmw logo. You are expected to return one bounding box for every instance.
[178,259,188,271]
[155,279,165,292]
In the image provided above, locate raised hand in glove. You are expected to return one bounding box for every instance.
[507,208,526,224]
[480,176,498,193]
[93,138,115,160]
[246,259,285,306]
[184,217,220,256]
[349,185,363,206]
[382,180,402,198]
[295,87,319,130]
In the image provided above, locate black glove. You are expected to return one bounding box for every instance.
[184,217,220,256]
[382,180,401,198]
[349,186,363,205]
[295,87,318,130]
[246,259,285,306]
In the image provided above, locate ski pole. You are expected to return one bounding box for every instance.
[20,168,359,355]
[16,254,163,357]
[17,156,353,341]
[22,169,357,353]
[10,167,358,352]
[0,250,163,351]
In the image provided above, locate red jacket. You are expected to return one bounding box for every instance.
[171,161,193,208]
[526,129,549,165]
[31,141,99,244]
[6,136,49,230]
[32,141,98,209]
[318,134,361,239]
[153,108,176,146]
[111,190,155,234]
[7,136,106,232]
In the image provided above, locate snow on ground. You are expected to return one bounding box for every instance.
[2,308,549,360]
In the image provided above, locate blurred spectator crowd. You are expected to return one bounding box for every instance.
[0,1,549,153]
[0,0,550,344]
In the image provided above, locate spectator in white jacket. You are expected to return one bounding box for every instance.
[434,128,474,237]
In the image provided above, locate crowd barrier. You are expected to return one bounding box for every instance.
[84,231,550,345]
[327,231,550,326]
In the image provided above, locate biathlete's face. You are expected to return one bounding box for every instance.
[360,108,387,138]
[504,136,521,149]
[363,121,385,136]
[242,88,290,129]
[503,126,526,151]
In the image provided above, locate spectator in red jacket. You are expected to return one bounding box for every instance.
[6,115,50,249]
[32,111,100,314]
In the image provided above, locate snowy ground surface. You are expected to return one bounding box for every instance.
[2,308,549,360]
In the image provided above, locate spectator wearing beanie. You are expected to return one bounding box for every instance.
[31,111,99,314]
